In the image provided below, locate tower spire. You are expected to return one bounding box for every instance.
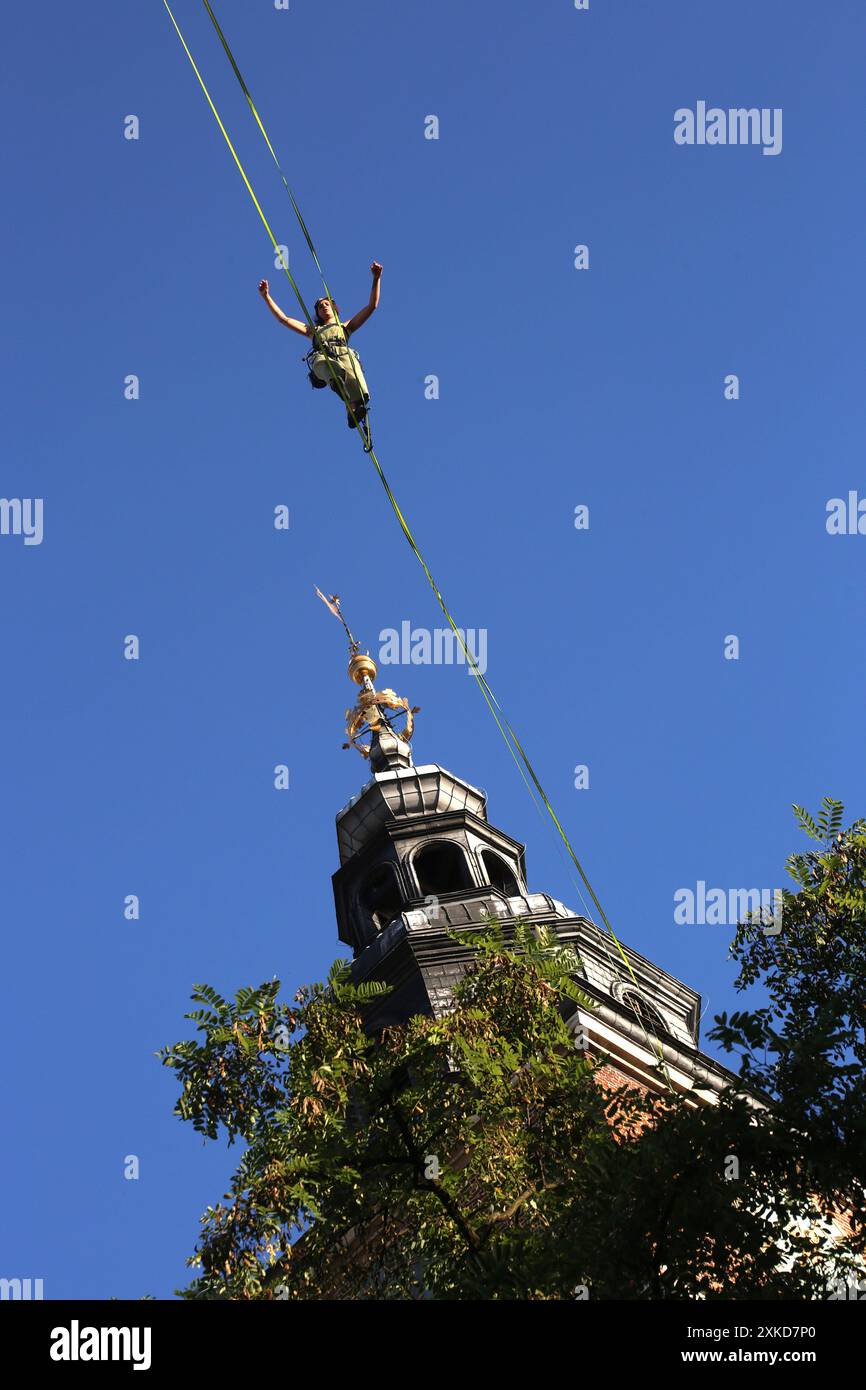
[315,588,418,772]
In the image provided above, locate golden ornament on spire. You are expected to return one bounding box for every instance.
[315,588,419,761]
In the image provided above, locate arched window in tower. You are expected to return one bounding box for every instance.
[414,841,473,897]
[621,992,668,1038]
[480,849,520,897]
[359,863,404,934]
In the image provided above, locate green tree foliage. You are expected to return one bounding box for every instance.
[709,797,866,1275]
[160,805,866,1299]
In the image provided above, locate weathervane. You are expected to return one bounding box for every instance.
[315,588,419,764]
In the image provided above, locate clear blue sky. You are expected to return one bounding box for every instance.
[2,0,864,1299]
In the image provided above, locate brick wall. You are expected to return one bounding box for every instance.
[593,1060,650,1097]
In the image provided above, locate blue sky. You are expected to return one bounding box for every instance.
[2,0,864,1299]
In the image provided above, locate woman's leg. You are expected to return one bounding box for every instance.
[344,350,370,405]
[310,354,334,387]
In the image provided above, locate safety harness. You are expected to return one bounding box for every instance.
[305,321,370,405]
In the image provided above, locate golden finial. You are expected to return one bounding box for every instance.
[314,588,419,764]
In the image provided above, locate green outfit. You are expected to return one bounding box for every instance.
[307,320,370,406]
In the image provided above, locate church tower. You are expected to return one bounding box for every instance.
[324,596,737,1102]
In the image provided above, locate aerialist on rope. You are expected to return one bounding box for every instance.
[258,262,382,433]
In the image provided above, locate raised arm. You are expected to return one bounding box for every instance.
[258,279,311,336]
[344,262,382,336]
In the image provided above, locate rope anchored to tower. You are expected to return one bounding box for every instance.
[163,0,675,1087]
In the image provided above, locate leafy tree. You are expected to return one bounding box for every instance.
[160,803,866,1299]
[709,797,866,1287]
